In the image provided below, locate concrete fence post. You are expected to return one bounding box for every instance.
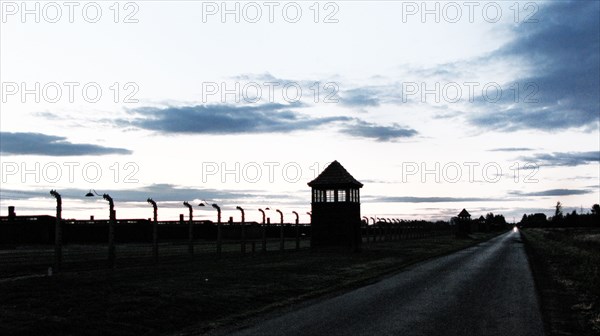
[295,219,300,250]
[262,218,267,252]
[108,209,116,268]
[50,190,62,272]
[280,222,284,251]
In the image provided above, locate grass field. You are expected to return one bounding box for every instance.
[0,231,504,335]
[0,239,312,279]
[521,228,600,336]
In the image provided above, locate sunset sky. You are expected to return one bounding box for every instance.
[1,0,599,223]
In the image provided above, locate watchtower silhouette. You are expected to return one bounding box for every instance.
[456,208,472,236]
[308,160,363,250]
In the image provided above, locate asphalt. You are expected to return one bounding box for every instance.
[227,229,546,336]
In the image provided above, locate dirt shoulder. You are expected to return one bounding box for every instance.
[521,228,600,336]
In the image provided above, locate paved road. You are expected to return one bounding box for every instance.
[228,230,545,336]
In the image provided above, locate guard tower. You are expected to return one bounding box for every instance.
[456,208,472,236]
[308,160,363,250]
[458,208,471,220]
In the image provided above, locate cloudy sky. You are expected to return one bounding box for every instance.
[1,0,599,223]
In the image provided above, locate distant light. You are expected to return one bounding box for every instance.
[513,227,518,232]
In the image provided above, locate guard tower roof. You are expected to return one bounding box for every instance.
[308,160,363,188]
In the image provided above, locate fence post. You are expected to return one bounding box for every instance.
[262,218,267,252]
[50,190,63,272]
[280,222,284,251]
[217,220,222,258]
[295,219,300,250]
[374,225,378,242]
[183,202,194,258]
[188,221,193,257]
[215,206,222,258]
[108,209,116,268]
[251,223,256,254]
[228,216,233,250]
[238,208,246,255]
[385,223,389,242]
[147,198,158,264]
[55,213,62,272]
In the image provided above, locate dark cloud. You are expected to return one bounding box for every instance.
[0,184,255,204]
[509,189,592,197]
[0,132,131,156]
[519,151,599,167]
[120,103,418,142]
[340,88,381,107]
[100,184,255,203]
[468,1,600,131]
[0,189,46,201]
[340,120,417,142]
[489,147,535,152]
[373,196,503,203]
[122,103,350,134]
[235,73,390,109]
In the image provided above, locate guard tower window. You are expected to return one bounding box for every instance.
[314,190,325,203]
[326,190,335,202]
[338,189,346,202]
[348,189,359,203]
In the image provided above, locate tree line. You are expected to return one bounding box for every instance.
[520,203,600,228]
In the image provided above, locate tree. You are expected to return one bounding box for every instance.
[592,204,600,215]
[553,201,563,222]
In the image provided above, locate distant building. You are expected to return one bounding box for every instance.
[458,208,471,220]
[456,208,473,236]
[308,160,363,250]
[0,206,56,244]
[478,215,489,232]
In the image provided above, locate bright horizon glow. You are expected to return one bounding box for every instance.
[1,1,599,223]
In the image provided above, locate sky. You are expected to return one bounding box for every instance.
[1,0,599,224]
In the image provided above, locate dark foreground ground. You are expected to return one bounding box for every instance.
[521,228,600,336]
[218,230,544,336]
[0,232,504,335]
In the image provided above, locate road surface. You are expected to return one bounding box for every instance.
[227,230,545,336]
